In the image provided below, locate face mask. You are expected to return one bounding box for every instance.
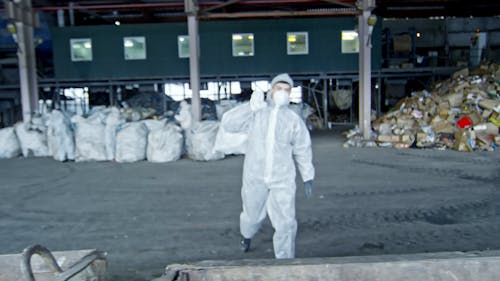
[273,90,289,107]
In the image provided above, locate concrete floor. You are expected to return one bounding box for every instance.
[1,130,499,281]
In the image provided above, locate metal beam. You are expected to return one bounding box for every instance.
[184,0,198,13]
[321,0,356,8]
[4,0,40,27]
[201,0,240,13]
[199,8,358,19]
[34,0,356,12]
[358,0,375,11]
[69,1,75,26]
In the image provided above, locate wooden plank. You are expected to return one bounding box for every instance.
[164,251,500,281]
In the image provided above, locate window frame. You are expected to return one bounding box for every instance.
[123,36,147,60]
[341,30,359,54]
[287,31,309,55]
[232,33,255,57]
[70,38,93,62]
[178,35,190,58]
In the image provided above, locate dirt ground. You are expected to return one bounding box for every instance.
[1,130,499,281]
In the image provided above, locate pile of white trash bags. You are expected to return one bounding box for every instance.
[0,105,240,162]
[0,127,21,158]
[69,107,186,163]
[0,99,318,162]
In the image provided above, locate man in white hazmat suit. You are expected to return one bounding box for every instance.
[222,73,315,259]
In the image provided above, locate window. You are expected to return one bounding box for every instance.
[287,32,308,55]
[70,38,92,61]
[178,35,189,58]
[232,33,254,57]
[123,36,146,60]
[341,30,359,53]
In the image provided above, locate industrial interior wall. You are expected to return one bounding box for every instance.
[51,17,382,80]
[382,17,500,48]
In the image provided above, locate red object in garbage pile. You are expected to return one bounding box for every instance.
[457,116,473,129]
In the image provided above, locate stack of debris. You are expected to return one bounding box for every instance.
[345,63,500,151]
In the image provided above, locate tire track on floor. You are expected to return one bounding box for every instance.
[395,151,498,166]
[376,220,500,253]
[351,158,498,183]
[327,183,482,198]
[301,197,495,231]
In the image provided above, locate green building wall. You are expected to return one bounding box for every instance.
[51,17,381,80]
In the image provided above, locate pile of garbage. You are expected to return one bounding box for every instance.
[345,63,500,152]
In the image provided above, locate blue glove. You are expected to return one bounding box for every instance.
[304,180,313,198]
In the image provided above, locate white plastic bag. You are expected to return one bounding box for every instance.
[216,100,240,120]
[142,119,167,132]
[47,110,75,161]
[87,107,109,124]
[188,121,225,161]
[104,108,125,161]
[174,101,192,130]
[28,115,48,132]
[115,122,148,163]
[331,89,352,110]
[14,122,50,157]
[147,123,183,163]
[0,127,20,158]
[213,123,247,155]
[73,116,107,162]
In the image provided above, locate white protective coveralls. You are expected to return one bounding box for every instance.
[222,85,315,259]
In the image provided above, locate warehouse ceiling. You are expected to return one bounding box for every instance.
[24,0,500,25]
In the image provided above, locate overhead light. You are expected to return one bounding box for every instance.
[115,21,120,26]
[288,35,297,43]
[367,15,377,26]
[416,32,421,38]
[124,40,134,47]
[233,35,243,40]
[179,37,185,42]
[247,35,254,40]
[83,42,92,48]
[7,23,16,34]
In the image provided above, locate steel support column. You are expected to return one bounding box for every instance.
[357,0,375,140]
[323,79,328,128]
[8,0,40,122]
[185,0,201,122]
